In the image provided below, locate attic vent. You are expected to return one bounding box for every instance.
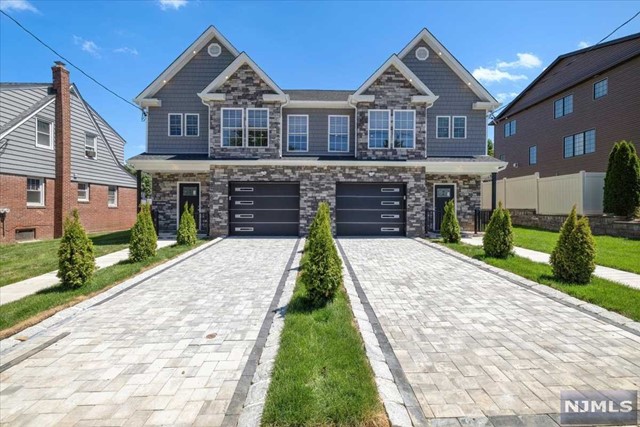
[207,43,222,57]
[415,46,429,61]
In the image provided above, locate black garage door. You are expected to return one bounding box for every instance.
[336,183,406,236]
[229,182,300,236]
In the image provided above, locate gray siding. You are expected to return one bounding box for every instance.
[401,41,487,157]
[147,37,236,154]
[92,110,126,164]
[0,86,49,128]
[282,108,356,157]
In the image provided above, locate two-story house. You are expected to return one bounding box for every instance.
[0,63,137,243]
[129,27,505,237]
[493,33,640,179]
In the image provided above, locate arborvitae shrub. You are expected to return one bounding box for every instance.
[129,203,157,262]
[482,202,513,258]
[603,140,640,217]
[440,199,461,243]
[550,206,596,284]
[177,203,197,246]
[57,209,95,287]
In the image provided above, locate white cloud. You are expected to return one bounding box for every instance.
[472,67,527,84]
[73,35,101,58]
[578,41,591,49]
[114,47,139,55]
[497,53,542,69]
[158,0,188,10]
[496,92,520,104]
[0,0,37,12]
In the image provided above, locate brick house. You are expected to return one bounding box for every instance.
[0,62,137,243]
[129,27,506,237]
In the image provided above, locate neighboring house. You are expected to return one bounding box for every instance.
[493,33,640,179]
[129,27,505,237]
[0,62,137,244]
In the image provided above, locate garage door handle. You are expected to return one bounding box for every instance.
[381,188,400,192]
[235,201,254,205]
[235,214,254,219]
[381,214,399,219]
[234,227,254,232]
[381,227,400,232]
[381,201,399,206]
[236,187,254,192]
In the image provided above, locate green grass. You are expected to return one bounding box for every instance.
[440,241,640,322]
[0,230,132,287]
[513,226,640,274]
[0,240,207,335]
[262,275,386,427]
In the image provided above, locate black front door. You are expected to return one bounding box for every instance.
[179,183,200,230]
[434,184,455,231]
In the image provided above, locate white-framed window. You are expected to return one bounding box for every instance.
[35,118,53,149]
[504,120,517,137]
[185,114,199,137]
[85,133,97,159]
[328,115,349,152]
[368,110,390,148]
[247,108,269,147]
[221,108,244,147]
[287,115,308,152]
[452,116,467,139]
[168,113,183,136]
[393,110,415,148]
[108,186,118,207]
[78,182,90,202]
[26,177,45,206]
[594,78,608,99]
[554,95,573,118]
[436,116,450,139]
[564,129,596,158]
[529,146,537,165]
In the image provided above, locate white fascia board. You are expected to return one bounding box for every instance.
[353,55,435,97]
[0,98,56,140]
[263,94,289,103]
[285,100,350,109]
[424,160,507,174]
[138,98,162,108]
[348,94,375,104]
[411,95,439,104]
[135,26,240,104]
[473,101,501,111]
[198,93,226,102]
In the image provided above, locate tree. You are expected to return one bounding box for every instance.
[440,199,461,243]
[129,203,157,262]
[482,202,513,258]
[603,140,640,217]
[57,210,95,287]
[487,138,494,157]
[141,174,152,199]
[550,206,596,284]
[177,203,197,246]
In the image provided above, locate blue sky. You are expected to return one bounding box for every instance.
[1,0,639,160]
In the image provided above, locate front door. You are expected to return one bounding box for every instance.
[434,184,455,231]
[178,183,200,230]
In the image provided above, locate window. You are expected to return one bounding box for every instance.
[168,114,182,136]
[368,110,390,148]
[36,118,53,148]
[504,120,517,137]
[393,110,415,148]
[85,134,97,159]
[452,116,467,139]
[208,43,221,57]
[108,186,118,207]
[554,95,573,118]
[529,146,537,165]
[221,108,243,147]
[78,183,89,202]
[27,177,45,206]
[185,114,199,137]
[564,129,596,158]
[499,154,506,161]
[287,115,308,151]
[436,116,450,138]
[328,115,349,152]
[247,108,269,147]
[594,78,608,99]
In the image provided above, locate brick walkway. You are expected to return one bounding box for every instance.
[0,238,297,427]
[339,238,640,424]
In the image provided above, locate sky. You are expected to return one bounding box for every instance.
[1,0,639,160]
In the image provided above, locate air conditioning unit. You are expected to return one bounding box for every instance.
[85,148,96,158]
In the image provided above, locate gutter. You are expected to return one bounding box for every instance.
[279,95,290,158]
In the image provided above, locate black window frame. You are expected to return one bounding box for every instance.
[554,95,573,119]
[593,78,608,99]
[529,145,537,165]
[563,129,596,159]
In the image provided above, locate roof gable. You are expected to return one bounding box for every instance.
[354,55,436,98]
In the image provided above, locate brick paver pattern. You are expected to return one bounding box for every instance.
[339,238,640,420]
[0,238,297,427]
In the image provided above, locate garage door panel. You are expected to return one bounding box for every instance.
[230,183,299,196]
[336,209,404,223]
[336,223,405,236]
[230,223,300,236]
[336,183,404,196]
[336,183,406,236]
[337,197,404,210]
[230,209,299,223]
[229,196,300,210]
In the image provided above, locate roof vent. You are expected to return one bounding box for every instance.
[207,43,221,57]
[415,47,429,61]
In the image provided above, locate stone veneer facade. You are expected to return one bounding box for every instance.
[425,174,481,230]
[151,172,211,233]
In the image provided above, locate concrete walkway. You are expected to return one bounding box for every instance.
[0,240,176,306]
[461,236,640,290]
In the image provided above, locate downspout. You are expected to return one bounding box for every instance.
[348,95,358,158]
[424,102,435,160]
[279,95,290,158]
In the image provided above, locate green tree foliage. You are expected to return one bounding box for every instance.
[129,203,157,262]
[57,209,95,287]
[487,138,494,157]
[482,202,513,258]
[141,174,152,199]
[603,140,640,217]
[550,206,596,284]
[177,203,198,246]
[440,199,461,243]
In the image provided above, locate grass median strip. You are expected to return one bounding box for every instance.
[261,273,386,427]
[440,241,640,322]
[0,239,207,338]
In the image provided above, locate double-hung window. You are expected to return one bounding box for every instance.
[78,183,90,202]
[368,110,390,148]
[436,116,450,138]
[108,186,118,207]
[168,114,182,136]
[504,120,516,137]
[393,110,415,148]
[564,129,596,158]
[594,78,608,99]
[27,177,45,207]
[287,115,308,152]
[185,114,199,136]
[85,133,97,159]
[529,146,537,165]
[247,108,269,147]
[221,108,244,147]
[328,115,349,152]
[554,95,573,118]
[452,116,467,139]
[36,118,53,148]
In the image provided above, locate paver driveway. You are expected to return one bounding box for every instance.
[339,238,640,424]
[0,238,297,426]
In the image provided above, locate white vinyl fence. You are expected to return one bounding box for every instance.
[481,171,605,215]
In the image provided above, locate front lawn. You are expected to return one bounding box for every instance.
[441,241,640,322]
[262,274,386,426]
[0,239,207,338]
[0,230,131,287]
[513,226,640,274]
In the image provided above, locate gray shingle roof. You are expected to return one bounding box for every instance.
[284,89,354,101]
